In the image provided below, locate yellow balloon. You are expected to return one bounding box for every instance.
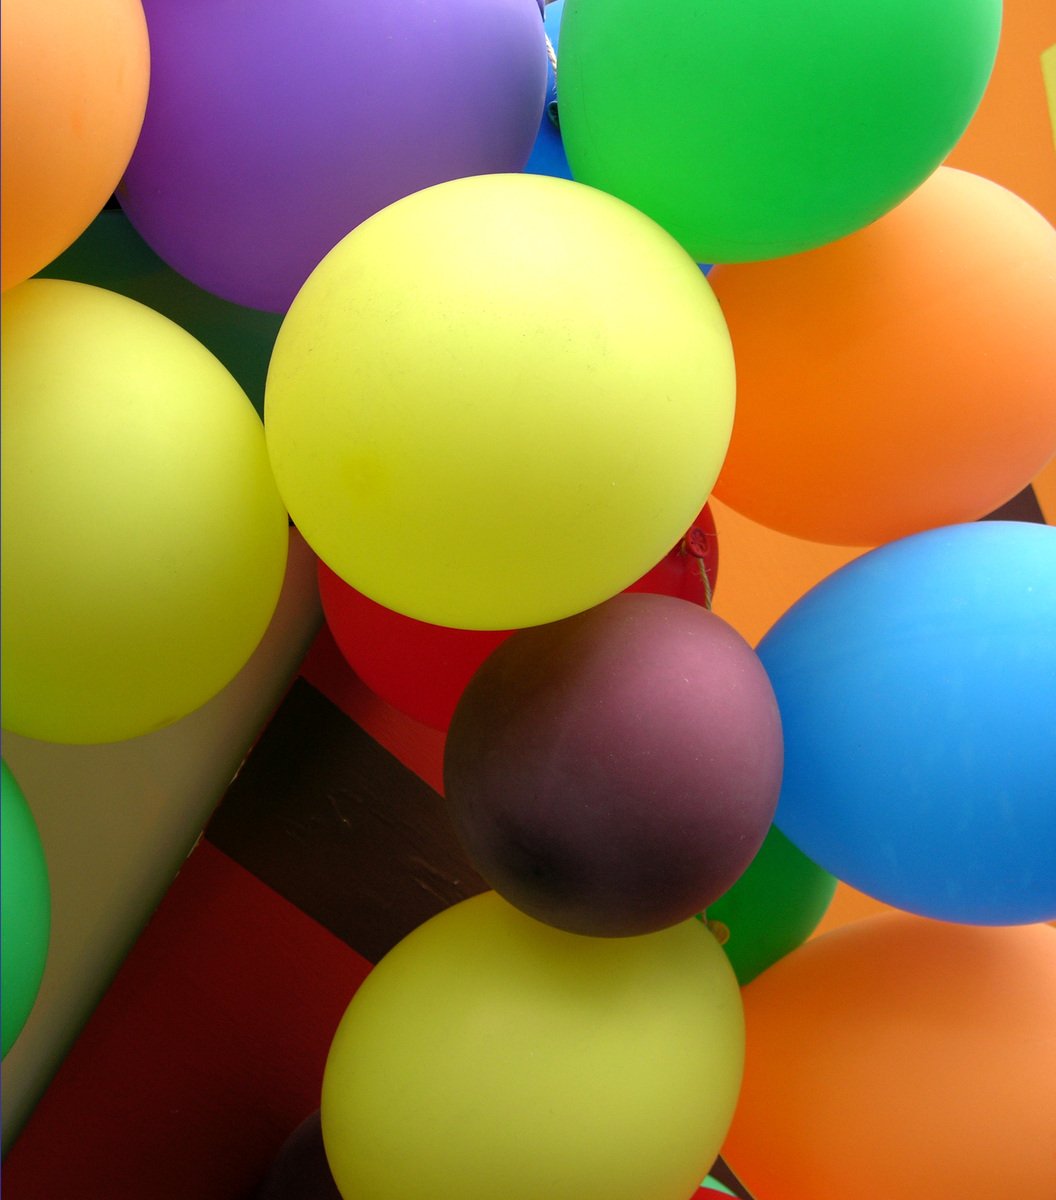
[321,892,744,1200]
[1,279,289,744]
[265,173,734,630]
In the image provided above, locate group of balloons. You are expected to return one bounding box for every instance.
[3,0,1056,1198]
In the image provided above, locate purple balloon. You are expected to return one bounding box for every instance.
[119,0,547,311]
[444,593,784,938]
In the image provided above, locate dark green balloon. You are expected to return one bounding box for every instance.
[37,208,281,418]
[2,760,51,1057]
[558,0,1001,263]
[705,823,836,987]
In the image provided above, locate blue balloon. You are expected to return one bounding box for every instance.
[757,521,1056,925]
[541,0,563,107]
[524,1,571,180]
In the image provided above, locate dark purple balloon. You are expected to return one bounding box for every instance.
[119,0,547,311]
[254,1112,343,1200]
[444,593,784,938]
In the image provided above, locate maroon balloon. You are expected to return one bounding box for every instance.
[443,592,782,937]
[319,504,718,731]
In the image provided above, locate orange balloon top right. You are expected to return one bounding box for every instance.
[944,1,1056,226]
[710,166,1056,547]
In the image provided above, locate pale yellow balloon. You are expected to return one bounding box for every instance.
[1,279,289,744]
[321,892,744,1200]
[265,172,735,630]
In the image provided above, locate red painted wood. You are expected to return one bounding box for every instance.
[3,842,371,1200]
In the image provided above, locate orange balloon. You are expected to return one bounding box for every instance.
[711,166,1056,546]
[1035,455,1056,525]
[812,882,897,937]
[1,0,149,292]
[945,0,1056,225]
[723,917,1056,1200]
[709,499,865,647]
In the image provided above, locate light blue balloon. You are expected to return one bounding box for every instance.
[757,521,1056,925]
[542,1,564,105]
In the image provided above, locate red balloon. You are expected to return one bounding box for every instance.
[318,504,718,730]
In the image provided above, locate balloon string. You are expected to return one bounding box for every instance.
[699,559,714,611]
[680,527,715,611]
[545,31,557,78]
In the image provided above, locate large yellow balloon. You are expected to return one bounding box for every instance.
[265,173,735,630]
[321,892,743,1200]
[1,280,289,744]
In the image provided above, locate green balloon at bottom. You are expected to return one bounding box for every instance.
[2,760,51,1057]
[700,1175,736,1196]
[705,824,836,986]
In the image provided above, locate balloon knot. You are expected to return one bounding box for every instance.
[704,918,730,946]
[683,525,712,558]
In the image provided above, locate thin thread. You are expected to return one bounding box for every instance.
[698,557,714,611]
[680,530,715,611]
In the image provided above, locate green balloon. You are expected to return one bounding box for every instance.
[705,824,836,987]
[700,1176,736,1196]
[558,0,1001,262]
[2,760,51,1057]
[37,208,281,418]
